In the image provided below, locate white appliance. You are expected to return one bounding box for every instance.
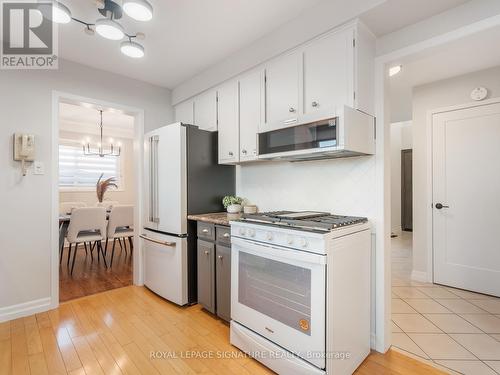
[143,122,234,305]
[230,212,371,375]
[258,106,375,161]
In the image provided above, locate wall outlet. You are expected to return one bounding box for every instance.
[33,161,45,175]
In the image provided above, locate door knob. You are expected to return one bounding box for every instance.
[435,203,449,209]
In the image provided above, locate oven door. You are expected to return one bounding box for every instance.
[231,236,326,369]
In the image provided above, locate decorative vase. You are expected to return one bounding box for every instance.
[227,204,242,213]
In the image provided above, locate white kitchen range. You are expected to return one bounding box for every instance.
[230,212,371,375]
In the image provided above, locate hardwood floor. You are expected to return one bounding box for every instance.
[59,241,132,302]
[0,286,448,375]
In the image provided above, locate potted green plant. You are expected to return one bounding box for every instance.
[222,195,244,213]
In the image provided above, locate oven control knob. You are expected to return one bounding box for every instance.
[248,229,256,237]
[287,236,294,245]
[299,238,308,248]
[239,228,246,236]
[266,232,273,241]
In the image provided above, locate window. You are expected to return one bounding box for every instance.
[59,141,122,189]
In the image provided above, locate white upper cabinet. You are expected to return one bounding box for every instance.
[217,80,239,164]
[302,27,354,122]
[175,99,194,124]
[194,89,218,131]
[262,51,301,132]
[238,70,262,161]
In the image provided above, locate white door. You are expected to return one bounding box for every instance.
[302,28,354,123]
[433,101,500,296]
[217,80,239,164]
[175,99,194,124]
[263,51,301,132]
[239,70,261,161]
[194,89,218,131]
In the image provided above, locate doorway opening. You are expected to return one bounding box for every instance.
[54,94,143,303]
[386,23,500,372]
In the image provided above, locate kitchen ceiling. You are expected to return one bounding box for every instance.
[58,0,471,89]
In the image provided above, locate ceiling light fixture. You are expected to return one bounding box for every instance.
[95,18,124,40]
[389,65,402,77]
[39,1,72,24]
[122,0,153,21]
[40,0,152,58]
[121,40,145,58]
[83,110,121,158]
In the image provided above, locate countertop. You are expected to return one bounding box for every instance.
[187,212,242,226]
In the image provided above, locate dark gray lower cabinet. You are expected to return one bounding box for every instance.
[195,222,232,322]
[197,240,215,313]
[215,245,231,321]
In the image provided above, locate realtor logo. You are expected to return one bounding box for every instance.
[1,1,58,69]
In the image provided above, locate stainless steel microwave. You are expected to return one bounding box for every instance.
[258,106,375,161]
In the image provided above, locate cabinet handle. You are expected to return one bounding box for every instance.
[289,107,296,113]
[312,101,319,107]
[218,255,223,260]
[204,250,209,255]
[253,150,257,155]
[241,149,247,155]
[228,151,234,157]
[202,228,209,234]
[223,233,230,238]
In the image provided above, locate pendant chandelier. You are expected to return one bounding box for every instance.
[83,110,121,157]
[39,0,153,58]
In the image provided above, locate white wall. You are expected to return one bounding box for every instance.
[412,65,500,278]
[390,122,412,234]
[0,60,173,318]
[59,131,135,207]
[237,156,377,219]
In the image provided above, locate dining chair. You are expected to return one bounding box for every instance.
[66,207,108,275]
[106,205,134,267]
[96,201,120,210]
[59,201,86,215]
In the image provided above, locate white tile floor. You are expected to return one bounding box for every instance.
[391,232,500,374]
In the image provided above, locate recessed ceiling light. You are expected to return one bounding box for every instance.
[121,40,145,58]
[122,0,153,21]
[95,18,125,40]
[39,1,72,24]
[389,65,402,77]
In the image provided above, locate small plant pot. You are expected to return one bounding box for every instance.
[227,204,242,213]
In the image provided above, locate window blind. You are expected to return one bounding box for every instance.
[59,144,122,188]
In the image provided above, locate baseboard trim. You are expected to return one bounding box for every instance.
[0,297,51,323]
[411,270,430,283]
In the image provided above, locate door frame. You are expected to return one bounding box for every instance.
[426,97,500,284]
[50,91,145,309]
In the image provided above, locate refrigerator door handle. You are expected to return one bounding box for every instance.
[148,136,154,223]
[140,234,176,247]
[150,135,160,223]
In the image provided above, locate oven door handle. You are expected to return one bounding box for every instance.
[232,237,326,265]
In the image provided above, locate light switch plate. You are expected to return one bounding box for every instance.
[33,161,45,175]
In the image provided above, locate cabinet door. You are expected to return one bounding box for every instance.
[263,51,301,131]
[175,99,194,124]
[239,70,261,161]
[197,240,215,313]
[216,244,231,322]
[194,89,218,131]
[217,81,239,164]
[302,27,354,121]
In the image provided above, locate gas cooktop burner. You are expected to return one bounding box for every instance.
[240,211,368,232]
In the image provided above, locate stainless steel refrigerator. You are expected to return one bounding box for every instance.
[142,122,234,305]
